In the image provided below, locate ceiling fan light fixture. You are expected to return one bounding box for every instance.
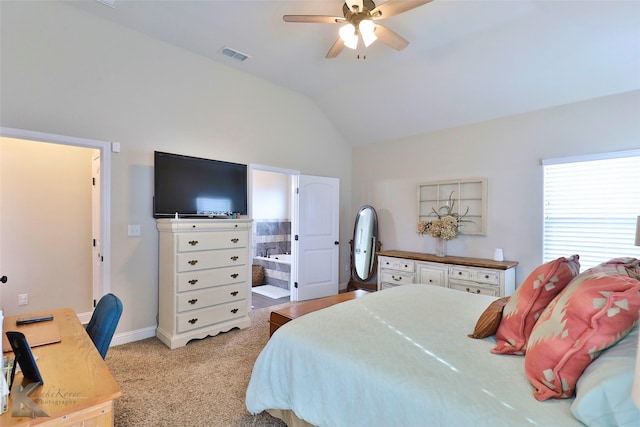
[359,19,377,47]
[339,24,358,50]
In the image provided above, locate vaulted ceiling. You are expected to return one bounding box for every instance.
[69,0,640,146]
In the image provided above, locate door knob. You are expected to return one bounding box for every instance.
[0,276,7,284]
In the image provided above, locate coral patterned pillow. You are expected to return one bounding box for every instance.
[468,297,509,339]
[492,255,580,355]
[595,257,640,280]
[524,270,640,401]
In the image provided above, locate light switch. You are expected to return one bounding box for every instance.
[128,224,141,236]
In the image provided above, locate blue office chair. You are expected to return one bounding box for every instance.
[86,293,123,359]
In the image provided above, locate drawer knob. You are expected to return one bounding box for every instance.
[188,240,199,246]
[231,273,239,278]
[230,256,239,261]
[429,279,433,283]
[230,308,239,314]
[231,238,239,243]
[485,275,490,279]
[230,291,239,296]
[188,260,198,266]
[188,318,198,324]
[458,271,462,275]
[189,279,198,285]
[188,298,198,305]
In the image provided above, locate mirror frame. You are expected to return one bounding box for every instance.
[348,205,381,290]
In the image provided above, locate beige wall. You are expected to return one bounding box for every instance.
[253,170,292,220]
[0,137,94,315]
[352,90,640,282]
[0,1,352,338]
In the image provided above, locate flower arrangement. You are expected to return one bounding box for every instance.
[417,192,470,241]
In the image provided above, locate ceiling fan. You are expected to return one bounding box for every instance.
[283,0,433,58]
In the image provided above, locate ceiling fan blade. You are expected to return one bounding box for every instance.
[326,38,345,58]
[374,24,409,51]
[371,0,432,20]
[283,15,343,24]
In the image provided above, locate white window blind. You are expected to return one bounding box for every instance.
[542,150,640,271]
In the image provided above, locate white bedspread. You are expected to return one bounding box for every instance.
[246,285,582,427]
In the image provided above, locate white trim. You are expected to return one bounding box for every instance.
[110,326,157,347]
[542,149,640,165]
[0,127,112,299]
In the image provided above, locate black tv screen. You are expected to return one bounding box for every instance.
[153,151,248,218]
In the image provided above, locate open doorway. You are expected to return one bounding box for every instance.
[249,165,296,310]
[249,165,340,309]
[0,127,111,321]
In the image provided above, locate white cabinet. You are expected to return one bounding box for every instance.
[377,250,517,297]
[416,261,449,288]
[156,219,252,349]
[378,257,415,290]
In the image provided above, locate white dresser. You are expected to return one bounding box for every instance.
[156,218,252,349]
[378,250,518,297]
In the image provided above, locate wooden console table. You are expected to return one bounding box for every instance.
[269,290,368,337]
[1,308,121,426]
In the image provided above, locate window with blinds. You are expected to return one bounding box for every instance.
[542,150,640,272]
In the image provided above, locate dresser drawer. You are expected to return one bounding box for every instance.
[177,283,246,312]
[474,269,501,285]
[416,262,448,287]
[450,266,500,286]
[380,270,414,286]
[378,257,415,273]
[450,266,474,281]
[177,248,247,272]
[177,231,247,252]
[177,265,247,292]
[420,269,447,287]
[176,300,247,333]
[449,280,499,297]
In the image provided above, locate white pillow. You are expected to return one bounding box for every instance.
[571,324,640,427]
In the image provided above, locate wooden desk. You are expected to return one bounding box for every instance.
[269,290,368,337]
[1,308,121,426]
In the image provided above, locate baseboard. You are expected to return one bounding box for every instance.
[110,326,157,347]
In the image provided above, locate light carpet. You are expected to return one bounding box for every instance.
[251,285,290,300]
[105,304,292,427]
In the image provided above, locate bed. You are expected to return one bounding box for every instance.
[246,284,610,427]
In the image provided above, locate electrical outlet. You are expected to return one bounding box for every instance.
[18,293,28,306]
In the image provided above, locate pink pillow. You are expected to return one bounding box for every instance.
[492,255,580,355]
[596,257,640,279]
[524,271,640,401]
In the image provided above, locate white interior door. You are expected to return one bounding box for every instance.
[292,175,339,301]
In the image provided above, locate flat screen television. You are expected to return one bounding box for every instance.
[153,151,248,218]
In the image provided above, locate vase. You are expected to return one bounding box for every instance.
[434,237,446,257]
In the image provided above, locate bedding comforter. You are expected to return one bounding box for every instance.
[246,285,582,427]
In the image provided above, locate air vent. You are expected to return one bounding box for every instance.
[96,0,117,8]
[218,47,250,62]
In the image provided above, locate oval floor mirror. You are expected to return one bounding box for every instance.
[347,205,381,292]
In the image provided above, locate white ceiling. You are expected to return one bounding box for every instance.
[69,0,640,146]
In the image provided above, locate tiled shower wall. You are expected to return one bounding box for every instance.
[253,219,291,289]
[253,220,291,257]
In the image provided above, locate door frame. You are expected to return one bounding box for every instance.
[0,127,111,321]
[249,163,299,304]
